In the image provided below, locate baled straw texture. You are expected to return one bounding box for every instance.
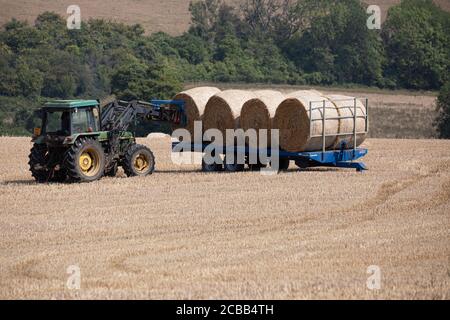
[173,87,221,137]
[273,90,339,152]
[203,90,256,145]
[240,90,285,147]
[325,94,367,148]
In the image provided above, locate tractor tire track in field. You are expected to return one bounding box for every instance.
[351,160,450,214]
[9,256,54,281]
[109,249,149,275]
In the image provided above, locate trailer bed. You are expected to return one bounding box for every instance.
[172,142,368,172]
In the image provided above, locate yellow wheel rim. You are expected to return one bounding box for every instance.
[78,148,100,177]
[134,154,149,172]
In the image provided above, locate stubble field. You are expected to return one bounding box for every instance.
[0,136,449,299]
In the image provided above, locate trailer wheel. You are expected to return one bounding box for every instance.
[248,163,266,171]
[295,159,309,170]
[279,158,290,171]
[267,158,290,172]
[224,154,245,172]
[201,158,222,172]
[123,144,155,177]
[247,156,267,171]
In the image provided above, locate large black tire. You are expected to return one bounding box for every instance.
[248,162,266,171]
[279,158,290,171]
[29,144,68,183]
[123,144,155,177]
[28,144,50,183]
[295,159,309,170]
[64,137,105,182]
[247,155,268,171]
[224,154,245,172]
[201,157,223,172]
[50,170,68,183]
[267,158,290,172]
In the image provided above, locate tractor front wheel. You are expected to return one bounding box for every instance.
[64,137,105,182]
[123,144,155,177]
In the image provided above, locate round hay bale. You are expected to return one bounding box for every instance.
[240,90,285,147]
[173,87,221,137]
[325,94,367,148]
[203,90,256,145]
[273,91,340,152]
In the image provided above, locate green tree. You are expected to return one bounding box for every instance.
[286,0,385,86]
[0,44,19,96]
[16,58,43,97]
[435,82,450,139]
[176,33,210,64]
[1,19,42,53]
[34,11,71,50]
[241,0,328,43]
[111,58,181,101]
[189,0,223,40]
[383,0,450,89]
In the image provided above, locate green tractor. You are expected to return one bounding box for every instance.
[29,99,184,183]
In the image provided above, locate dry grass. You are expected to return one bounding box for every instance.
[1,0,449,35]
[0,136,449,299]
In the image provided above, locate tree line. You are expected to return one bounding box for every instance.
[0,0,449,136]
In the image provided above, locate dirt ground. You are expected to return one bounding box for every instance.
[0,136,449,299]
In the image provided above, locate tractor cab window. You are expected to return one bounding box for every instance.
[45,111,71,135]
[71,108,98,133]
[71,109,89,134]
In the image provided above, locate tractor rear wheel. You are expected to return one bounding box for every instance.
[29,144,68,183]
[64,137,105,182]
[28,144,50,183]
[123,144,155,177]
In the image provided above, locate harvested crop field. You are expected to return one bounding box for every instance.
[0,136,449,299]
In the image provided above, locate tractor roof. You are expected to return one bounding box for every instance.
[44,100,99,109]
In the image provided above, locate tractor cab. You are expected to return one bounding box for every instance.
[34,100,100,143]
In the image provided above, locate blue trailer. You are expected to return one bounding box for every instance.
[172,142,368,172]
[170,97,369,173]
